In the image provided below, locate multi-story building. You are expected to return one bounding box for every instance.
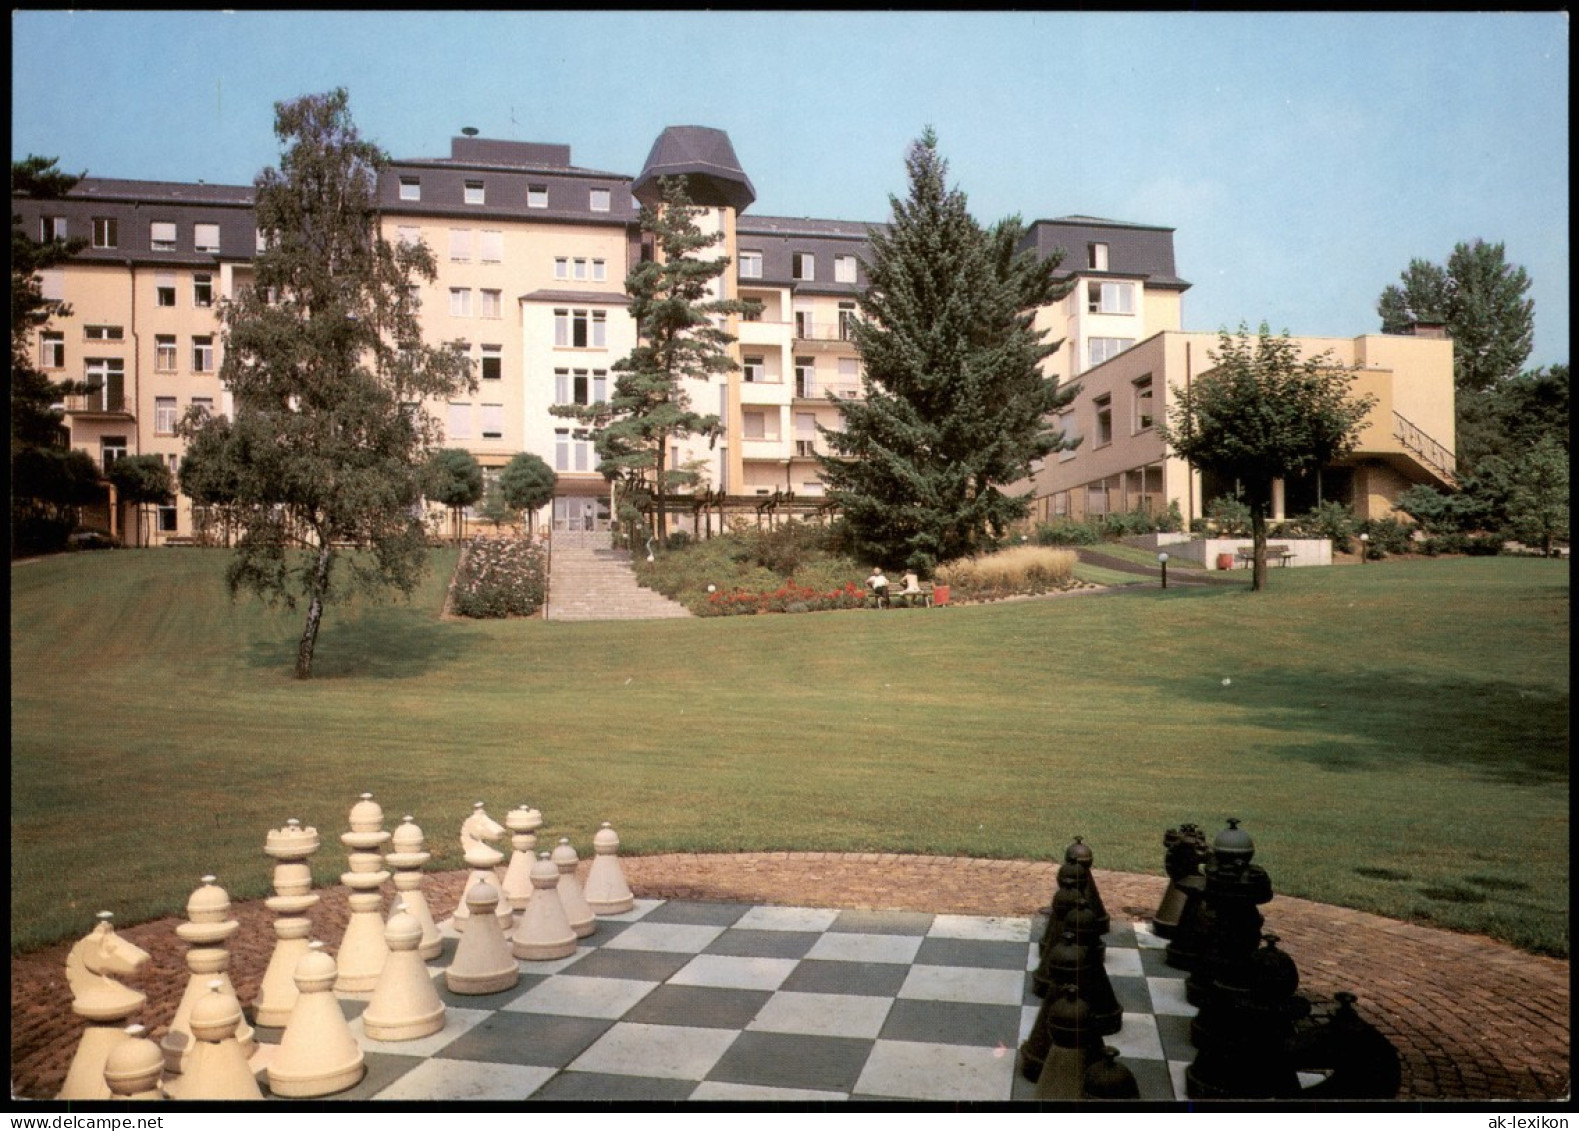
[13,121,1454,544]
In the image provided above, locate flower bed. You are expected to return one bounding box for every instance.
[699,580,869,617]
[450,537,547,618]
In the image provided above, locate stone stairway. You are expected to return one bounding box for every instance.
[544,532,693,622]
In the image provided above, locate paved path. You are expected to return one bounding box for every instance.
[544,533,692,622]
[10,855,1567,1101]
[1075,547,1241,587]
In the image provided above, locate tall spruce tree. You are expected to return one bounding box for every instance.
[12,156,94,553]
[555,176,754,542]
[178,89,472,678]
[818,129,1076,573]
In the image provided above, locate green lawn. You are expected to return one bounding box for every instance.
[10,550,1569,956]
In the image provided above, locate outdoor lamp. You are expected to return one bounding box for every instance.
[1359,532,1370,563]
[1157,551,1169,589]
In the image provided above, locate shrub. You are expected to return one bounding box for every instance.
[1034,518,1101,546]
[934,546,1077,598]
[1285,500,1358,553]
[1358,516,1417,559]
[450,537,547,618]
[1205,495,1253,536]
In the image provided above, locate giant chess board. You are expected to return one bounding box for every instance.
[251,898,1201,1102]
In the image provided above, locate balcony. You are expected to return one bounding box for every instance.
[795,379,862,401]
[64,389,133,417]
[794,440,819,458]
[792,320,859,347]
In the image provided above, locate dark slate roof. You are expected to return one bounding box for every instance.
[67,178,256,205]
[633,126,755,212]
[14,177,259,264]
[1020,217,1190,290]
[738,215,885,240]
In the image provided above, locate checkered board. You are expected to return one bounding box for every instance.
[251,899,1201,1103]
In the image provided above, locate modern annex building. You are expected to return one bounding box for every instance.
[14,123,1456,544]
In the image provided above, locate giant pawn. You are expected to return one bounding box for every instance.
[361,905,446,1042]
[173,982,263,1102]
[103,1025,165,1101]
[1033,985,1104,1099]
[583,821,634,915]
[335,793,392,994]
[387,816,442,961]
[446,882,520,995]
[59,911,150,1101]
[1032,929,1122,1035]
[1061,837,1110,935]
[267,942,365,1098]
[550,838,596,938]
[511,852,578,961]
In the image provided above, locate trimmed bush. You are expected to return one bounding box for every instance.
[451,537,547,618]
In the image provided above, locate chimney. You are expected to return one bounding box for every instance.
[1406,320,1448,339]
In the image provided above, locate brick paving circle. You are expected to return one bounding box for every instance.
[10,854,1569,1101]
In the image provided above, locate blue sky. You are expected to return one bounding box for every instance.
[12,10,1569,368]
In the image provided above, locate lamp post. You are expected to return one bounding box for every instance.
[1158,551,1169,590]
[1359,532,1370,564]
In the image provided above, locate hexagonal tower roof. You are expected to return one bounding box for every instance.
[632,126,756,213]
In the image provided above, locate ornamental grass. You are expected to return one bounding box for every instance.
[934,545,1078,598]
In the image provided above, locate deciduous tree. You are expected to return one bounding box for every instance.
[497,451,556,533]
[425,448,483,542]
[106,454,174,548]
[1160,325,1375,591]
[178,89,472,678]
[818,129,1076,573]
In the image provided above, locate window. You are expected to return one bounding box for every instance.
[155,397,178,435]
[150,222,177,251]
[41,216,67,241]
[743,356,765,383]
[592,258,606,282]
[792,252,815,280]
[85,325,125,341]
[591,311,607,348]
[481,345,502,381]
[554,257,569,280]
[795,357,815,398]
[464,180,485,205]
[1087,281,1134,315]
[447,403,471,441]
[479,289,502,319]
[397,225,421,247]
[589,188,611,212]
[742,411,766,440]
[481,404,503,440]
[84,359,125,411]
[573,258,587,281]
[155,335,177,372]
[194,223,220,253]
[256,227,272,253]
[838,302,857,340]
[92,217,118,249]
[39,269,64,301]
[192,336,215,373]
[193,273,214,308]
[834,255,858,284]
[1088,242,1109,271]
[1133,375,1154,432]
[399,177,421,201]
[527,183,548,208]
[450,288,472,317]
[448,229,471,262]
[479,230,503,263]
[739,251,763,279]
[1094,394,1113,447]
[156,273,176,307]
[554,368,607,406]
[795,413,817,456]
[1088,337,1134,367]
[40,331,65,369]
[101,436,127,471]
[191,396,214,418]
[794,309,814,338]
[1057,410,1079,461]
[158,506,178,533]
[554,428,594,472]
[555,309,603,348]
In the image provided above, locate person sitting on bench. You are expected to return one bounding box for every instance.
[866,566,890,608]
[896,570,924,607]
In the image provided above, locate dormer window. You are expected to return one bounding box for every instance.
[464,180,485,205]
[792,252,815,281]
[589,188,611,213]
[528,184,548,208]
[399,177,421,201]
[1087,242,1109,271]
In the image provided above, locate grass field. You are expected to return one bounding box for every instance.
[10,549,1569,956]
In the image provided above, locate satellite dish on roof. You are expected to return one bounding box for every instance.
[461,127,479,137]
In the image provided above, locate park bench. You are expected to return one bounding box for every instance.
[1235,544,1294,568]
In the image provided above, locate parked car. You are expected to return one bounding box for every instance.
[67,529,119,551]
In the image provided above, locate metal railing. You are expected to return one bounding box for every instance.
[1392,411,1457,482]
[64,389,130,414]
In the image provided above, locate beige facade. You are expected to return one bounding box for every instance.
[1027,329,1457,525]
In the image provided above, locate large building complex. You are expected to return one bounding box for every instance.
[14,123,1456,544]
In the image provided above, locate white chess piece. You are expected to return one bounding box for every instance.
[361,905,446,1042]
[255,819,321,1027]
[174,982,263,1101]
[335,793,392,994]
[446,882,520,995]
[510,853,578,961]
[550,838,596,938]
[59,912,150,1100]
[267,942,365,1097]
[583,822,635,915]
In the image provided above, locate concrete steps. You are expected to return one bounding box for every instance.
[545,536,692,622]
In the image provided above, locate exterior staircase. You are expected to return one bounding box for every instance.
[544,531,693,622]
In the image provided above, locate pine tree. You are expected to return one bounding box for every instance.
[556,176,755,542]
[178,89,473,678]
[818,129,1075,573]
